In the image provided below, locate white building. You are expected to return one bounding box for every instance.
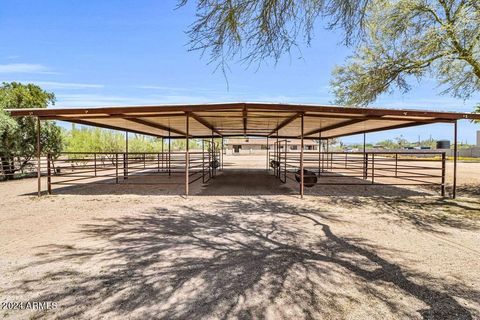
[225,138,319,155]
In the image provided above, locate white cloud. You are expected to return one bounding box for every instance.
[2,80,104,89]
[55,93,216,107]
[135,85,191,91]
[34,81,104,89]
[135,84,247,95]
[0,63,56,74]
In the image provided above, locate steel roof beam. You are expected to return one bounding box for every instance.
[190,112,222,136]
[302,118,371,137]
[127,118,187,136]
[268,112,302,137]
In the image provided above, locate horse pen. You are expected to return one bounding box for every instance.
[1,102,480,319]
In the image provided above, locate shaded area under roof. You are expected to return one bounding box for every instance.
[7,102,480,139]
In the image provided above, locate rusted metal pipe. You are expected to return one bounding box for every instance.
[36,117,41,197]
[453,120,458,199]
[300,114,304,199]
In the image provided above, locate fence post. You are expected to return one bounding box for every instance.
[202,140,205,183]
[47,153,52,195]
[364,153,369,180]
[326,140,330,170]
[371,154,375,184]
[275,133,279,178]
[124,131,129,180]
[94,153,97,177]
[318,132,321,175]
[185,113,190,197]
[441,152,446,197]
[211,130,215,177]
[452,120,458,199]
[266,136,269,171]
[36,117,41,197]
[321,140,324,173]
[395,153,398,177]
[300,114,304,199]
[221,137,224,171]
[168,132,171,176]
[115,153,119,184]
[283,139,287,183]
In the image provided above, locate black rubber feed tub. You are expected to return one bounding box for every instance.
[295,169,318,187]
[210,159,220,168]
[270,160,280,168]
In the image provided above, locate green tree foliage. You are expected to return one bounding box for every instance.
[0,82,62,179]
[63,127,125,154]
[183,1,479,112]
[474,103,480,122]
[63,127,202,154]
[332,0,480,106]
[180,0,369,71]
[168,138,201,151]
[345,135,473,150]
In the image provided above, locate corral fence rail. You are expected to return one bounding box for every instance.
[0,156,47,180]
[268,151,446,195]
[44,145,221,194]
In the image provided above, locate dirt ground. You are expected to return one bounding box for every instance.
[1,155,479,319]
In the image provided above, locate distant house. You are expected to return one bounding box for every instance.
[225,138,318,154]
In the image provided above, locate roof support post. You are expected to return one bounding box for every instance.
[300,114,304,199]
[36,117,41,197]
[453,120,458,199]
[185,113,190,197]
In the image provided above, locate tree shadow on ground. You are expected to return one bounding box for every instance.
[321,196,480,234]
[4,198,478,319]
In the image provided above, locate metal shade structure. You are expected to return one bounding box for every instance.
[7,102,479,139]
[7,102,480,199]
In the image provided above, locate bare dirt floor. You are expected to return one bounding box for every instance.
[1,155,479,319]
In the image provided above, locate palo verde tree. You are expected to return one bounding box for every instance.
[182,0,479,113]
[180,0,369,71]
[330,0,480,106]
[0,82,63,179]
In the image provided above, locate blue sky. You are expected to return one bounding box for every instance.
[1,0,479,144]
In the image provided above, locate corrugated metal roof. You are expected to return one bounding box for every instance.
[7,102,478,139]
